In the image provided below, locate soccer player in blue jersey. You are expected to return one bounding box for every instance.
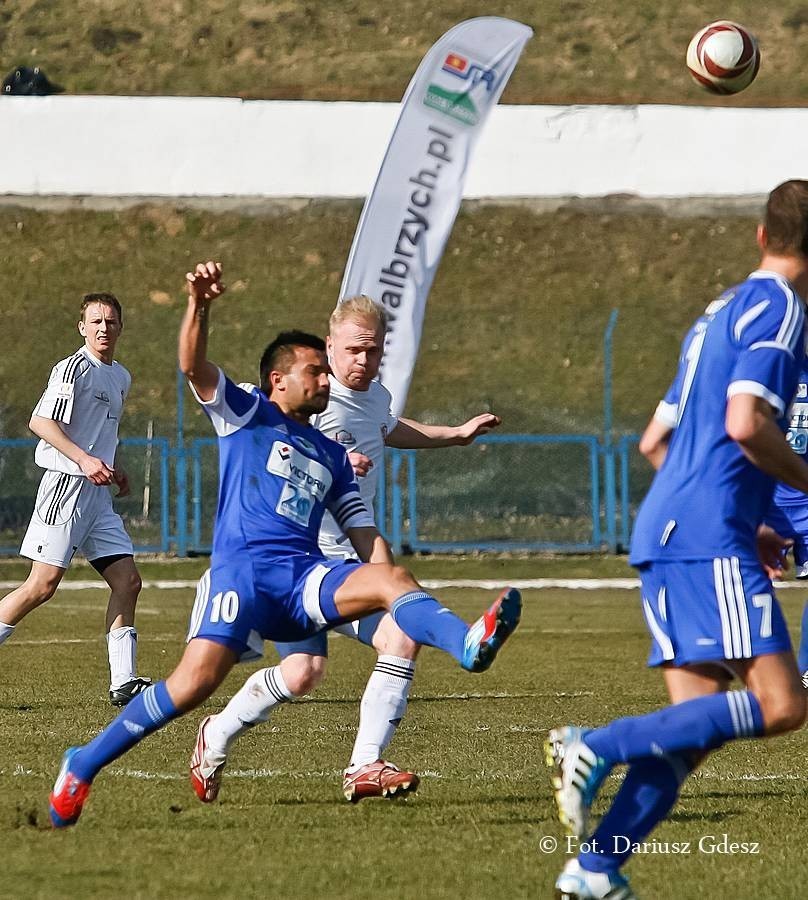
[48,260,521,828]
[545,180,808,900]
[763,359,808,688]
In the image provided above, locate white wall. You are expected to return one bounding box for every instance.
[2,96,805,199]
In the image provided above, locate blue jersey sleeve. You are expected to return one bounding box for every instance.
[189,368,259,436]
[728,288,805,416]
[325,447,374,532]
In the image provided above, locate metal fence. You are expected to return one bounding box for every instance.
[0,438,171,555]
[0,433,653,556]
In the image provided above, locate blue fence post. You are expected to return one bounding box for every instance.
[192,439,203,552]
[618,434,641,551]
[376,448,387,540]
[390,450,403,556]
[589,436,601,547]
[603,309,619,552]
[159,438,171,553]
[407,450,418,551]
[175,366,188,556]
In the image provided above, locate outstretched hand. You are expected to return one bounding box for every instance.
[756,523,792,581]
[186,261,225,304]
[348,451,373,478]
[455,412,502,445]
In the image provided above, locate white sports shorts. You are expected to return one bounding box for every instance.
[20,470,133,568]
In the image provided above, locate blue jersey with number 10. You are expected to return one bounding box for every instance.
[630,270,805,565]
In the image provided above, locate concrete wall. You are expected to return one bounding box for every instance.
[3,96,806,199]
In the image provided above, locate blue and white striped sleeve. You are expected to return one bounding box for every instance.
[729,284,805,416]
[189,368,259,437]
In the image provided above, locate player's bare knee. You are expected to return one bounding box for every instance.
[127,570,143,598]
[761,690,807,735]
[110,568,142,600]
[27,572,61,604]
[280,654,326,696]
[371,615,419,658]
[388,564,419,595]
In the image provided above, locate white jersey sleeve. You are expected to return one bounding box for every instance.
[189,368,260,437]
[33,351,93,425]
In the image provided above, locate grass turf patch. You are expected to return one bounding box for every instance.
[0,571,805,898]
[3,3,808,106]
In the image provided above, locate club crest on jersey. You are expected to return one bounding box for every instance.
[334,430,355,445]
[798,384,807,399]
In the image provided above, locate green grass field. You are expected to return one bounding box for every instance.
[5,2,808,105]
[0,557,805,899]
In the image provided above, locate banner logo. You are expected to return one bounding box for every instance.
[441,52,496,91]
[425,49,498,125]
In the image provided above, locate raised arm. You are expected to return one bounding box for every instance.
[386,412,501,449]
[178,261,226,402]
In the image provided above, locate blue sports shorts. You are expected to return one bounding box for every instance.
[186,553,363,660]
[273,612,384,658]
[638,557,791,667]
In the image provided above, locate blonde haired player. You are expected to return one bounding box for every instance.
[0,294,149,705]
[191,294,501,802]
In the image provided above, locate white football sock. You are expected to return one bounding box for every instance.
[0,622,15,645]
[348,655,415,771]
[207,666,294,757]
[107,625,138,690]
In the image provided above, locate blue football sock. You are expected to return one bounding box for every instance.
[390,591,467,662]
[579,753,695,874]
[798,601,808,676]
[585,690,764,764]
[70,681,180,782]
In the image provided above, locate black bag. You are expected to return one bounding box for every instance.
[2,65,63,95]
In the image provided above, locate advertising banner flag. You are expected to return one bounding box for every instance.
[339,17,533,415]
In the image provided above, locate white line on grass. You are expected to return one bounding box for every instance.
[0,577,803,592]
[10,634,179,646]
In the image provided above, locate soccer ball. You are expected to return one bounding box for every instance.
[686,21,760,95]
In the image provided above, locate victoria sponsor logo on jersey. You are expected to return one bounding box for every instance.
[267,440,332,500]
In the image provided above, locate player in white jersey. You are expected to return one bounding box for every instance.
[0,294,149,705]
[191,296,501,803]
